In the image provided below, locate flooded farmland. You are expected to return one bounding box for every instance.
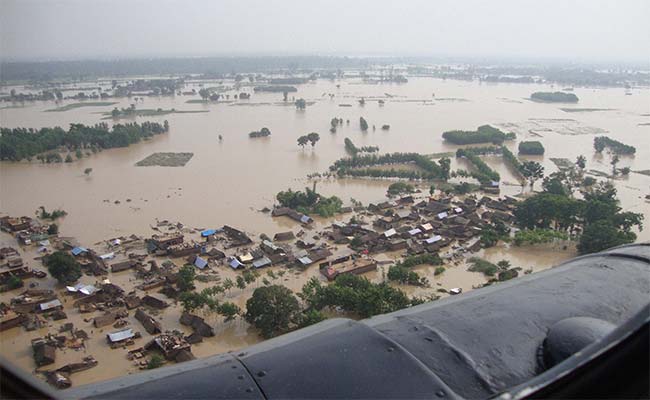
[1,76,649,388]
[2,78,649,243]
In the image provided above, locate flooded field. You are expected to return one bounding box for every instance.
[2,77,649,243]
[1,77,649,388]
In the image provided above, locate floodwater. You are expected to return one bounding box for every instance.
[1,77,649,243]
[1,77,649,388]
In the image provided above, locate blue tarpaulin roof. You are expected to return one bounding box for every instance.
[201,229,217,237]
[71,247,88,256]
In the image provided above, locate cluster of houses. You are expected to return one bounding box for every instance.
[0,190,522,389]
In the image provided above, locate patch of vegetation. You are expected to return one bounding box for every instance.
[344,138,378,156]
[593,136,636,155]
[276,187,342,217]
[45,251,82,284]
[297,133,320,148]
[387,182,415,196]
[530,92,579,103]
[45,102,118,112]
[387,265,428,286]
[135,152,193,167]
[467,257,498,277]
[515,182,643,255]
[39,206,67,220]
[146,354,164,369]
[518,141,545,155]
[249,127,271,138]
[513,229,569,246]
[299,274,417,318]
[442,125,515,145]
[0,121,169,161]
[455,148,500,184]
[330,152,447,180]
[397,253,443,269]
[106,106,207,119]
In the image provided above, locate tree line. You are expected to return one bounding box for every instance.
[0,121,169,161]
[330,152,448,180]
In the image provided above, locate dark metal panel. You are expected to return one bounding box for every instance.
[76,353,264,400]
[367,251,650,398]
[239,318,458,399]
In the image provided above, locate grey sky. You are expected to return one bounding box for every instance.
[1,0,649,62]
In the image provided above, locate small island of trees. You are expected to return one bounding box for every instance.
[593,136,636,155]
[249,127,271,138]
[276,186,342,217]
[442,125,515,145]
[518,141,545,155]
[530,92,579,103]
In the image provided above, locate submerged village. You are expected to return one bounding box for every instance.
[1,66,649,389]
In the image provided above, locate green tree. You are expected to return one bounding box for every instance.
[45,251,82,284]
[295,98,306,110]
[306,132,320,148]
[521,161,544,189]
[245,285,301,338]
[177,264,196,292]
[6,276,23,290]
[576,155,586,170]
[179,291,207,312]
[236,275,247,291]
[438,157,451,180]
[360,117,369,131]
[578,220,636,255]
[295,309,326,328]
[611,154,620,175]
[198,88,210,100]
[222,278,234,293]
[84,168,93,175]
[217,302,240,322]
[47,223,59,235]
[297,135,309,149]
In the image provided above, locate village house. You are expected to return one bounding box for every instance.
[135,308,162,334]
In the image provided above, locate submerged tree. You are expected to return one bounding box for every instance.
[295,98,307,110]
[521,161,544,189]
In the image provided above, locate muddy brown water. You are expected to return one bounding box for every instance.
[1,77,649,387]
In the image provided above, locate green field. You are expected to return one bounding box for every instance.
[45,102,118,112]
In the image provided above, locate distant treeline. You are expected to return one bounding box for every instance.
[442,125,515,145]
[0,56,381,82]
[594,136,636,155]
[0,121,168,161]
[530,92,579,103]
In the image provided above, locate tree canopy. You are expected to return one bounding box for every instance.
[45,251,82,284]
[245,285,301,338]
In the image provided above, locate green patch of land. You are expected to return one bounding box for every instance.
[103,109,208,119]
[135,152,194,167]
[530,92,579,103]
[45,102,118,112]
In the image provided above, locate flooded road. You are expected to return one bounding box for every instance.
[2,78,649,244]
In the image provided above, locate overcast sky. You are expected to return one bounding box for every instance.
[1,0,649,63]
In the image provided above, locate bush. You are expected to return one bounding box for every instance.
[593,136,635,155]
[146,354,164,369]
[518,141,545,155]
[467,257,498,277]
